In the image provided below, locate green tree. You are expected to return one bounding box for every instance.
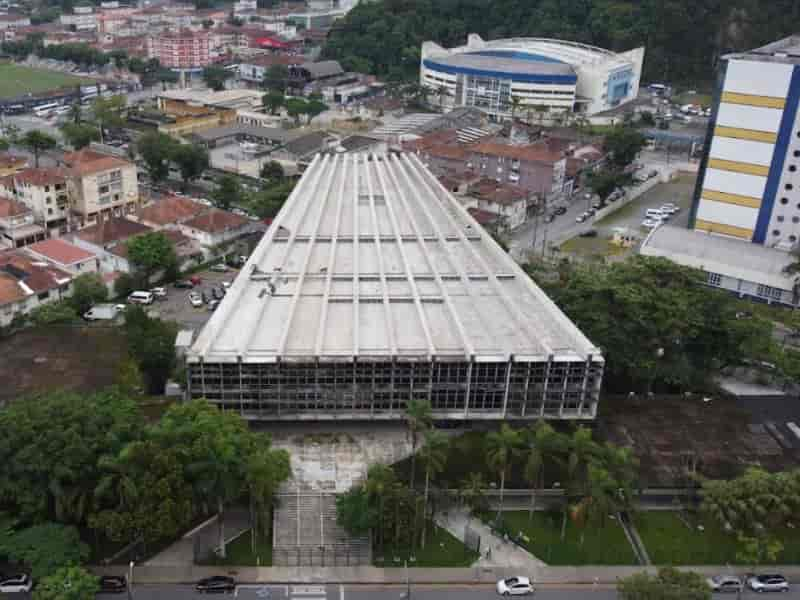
[0,523,89,578]
[364,463,397,551]
[126,231,177,286]
[244,437,291,549]
[212,174,243,210]
[69,272,107,315]
[0,389,142,524]
[618,567,711,600]
[336,485,377,537]
[137,131,178,184]
[21,130,57,168]
[405,398,432,492]
[123,306,178,394]
[304,98,328,124]
[262,91,285,115]
[263,64,289,93]
[148,400,256,559]
[285,98,308,126]
[90,95,125,143]
[486,424,522,522]
[113,272,135,299]
[588,170,622,205]
[89,440,194,554]
[260,160,284,181]
[202,65,233,92]
[251,180,294,218]
[33,566,98,600]
[171,144,210,190]
[61,122,100,150]
[419,429,448,548]
[0,137,9,152]
[29,300,79,325]
[523,421,562,520]
[460,472,487,515]
[604,126,647,170]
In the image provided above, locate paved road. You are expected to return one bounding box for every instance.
[95,582,800,600]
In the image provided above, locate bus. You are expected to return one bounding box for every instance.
[33,102,60,117]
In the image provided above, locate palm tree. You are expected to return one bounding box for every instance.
[419,429,448,548]
[523,421,562,521]
[68,103,82,124]
[365,463,397,551]
[405,399,432,492]
[487,424,522,523]
[21,130,57,168]
[562,426,600,540]
[460,472,487,515]
[244,442,291,554]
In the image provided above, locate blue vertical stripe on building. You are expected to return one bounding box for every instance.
[753,65,800,244]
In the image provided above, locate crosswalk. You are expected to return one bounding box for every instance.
[235,584,332,600]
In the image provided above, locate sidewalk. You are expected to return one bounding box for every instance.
[435,506,546,569]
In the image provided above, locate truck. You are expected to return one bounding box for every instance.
[83,303,125,321]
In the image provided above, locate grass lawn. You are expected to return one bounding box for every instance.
[0,63,92,98]
[674,91,713,108]
[202,530,272,567]
[636,512,800,565]
[560,235,630,260]
[496,511,637,565]
[374,521,479,567]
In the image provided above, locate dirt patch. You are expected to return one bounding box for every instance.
[598,394,797,486]
[0,325,128,405]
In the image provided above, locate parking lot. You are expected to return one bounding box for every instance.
[148,267,241,331]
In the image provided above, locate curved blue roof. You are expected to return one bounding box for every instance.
[423,55,577,85]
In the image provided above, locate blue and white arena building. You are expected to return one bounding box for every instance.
[420,34,645,118]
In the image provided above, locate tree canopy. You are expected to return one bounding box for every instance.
[32,566,98,600]
[202,65,233,91]
[171,144,210,189]
[69,272,107,315]
[323,0,799,87]
[0,523,89,579]
[21,130,57,168]
[137,132,178,183]
[126,231,178,286]
[619,567,711,600]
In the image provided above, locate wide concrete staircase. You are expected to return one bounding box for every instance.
[272,488,371,566]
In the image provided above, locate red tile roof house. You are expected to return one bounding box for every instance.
[131,195,206,229]
[0,250,73,327]
[24,238,99,275]
[69,216,152,274]
[177,208,254,256]
[0,196,46,249]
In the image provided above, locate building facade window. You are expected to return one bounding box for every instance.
[757,284,783,301]
[707,272,722,287]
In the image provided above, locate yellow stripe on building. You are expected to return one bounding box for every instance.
[707,158,770,177]
[721,91,786,109]
[695,218,753,240]
[701,189,762,208]
[714,126,777,143]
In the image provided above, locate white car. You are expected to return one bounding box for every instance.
[496,576,534,596]
[660,203,680,215]
[747,574,789,593]
[221,281,232,290]
[641,218,661,229]
[149,286,167,298]
[189,292,203,308]
[209,263,230,272]
[0,574,33,593]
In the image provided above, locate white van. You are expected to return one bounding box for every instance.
[127,291,154,305]
[645,208,666,221]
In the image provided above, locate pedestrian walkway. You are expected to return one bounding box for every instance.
[435,506,547,569]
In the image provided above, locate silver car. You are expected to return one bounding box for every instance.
[747,574,789,593]
[707,575,743,593]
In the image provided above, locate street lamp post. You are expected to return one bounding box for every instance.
[128,561,135,600]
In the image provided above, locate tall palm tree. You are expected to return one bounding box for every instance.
[419,429,448,548]
[405,399,432,492]
[487,424,522,523]
[523,421,562,521]
[365,463,397,551]
[244,442,291,553]
[562,426,600,540]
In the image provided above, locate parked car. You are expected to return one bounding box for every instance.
[127,290,154,305]
[707,575,743,593]
[211,287,222,300]
[579,229,598,238]
[174,280,194,289]
[576,213,588,223]
[641,218,661,229]
[591,201,603,209]
[554,206,567,216]
[221,281,232,290]
[99,575,127,594]
[496,576,534,596]
[544,214,555,224]
[83,303,125,321]
[207,299,220,311]
[586,207,597,216]
[0,574,33,593]
[149,286,167,299]
[196,575,236,593]
[661,203,680,214]
[210,263,229,272]
[190,275,202,286]
[189,292,203,308]
[648,169,659,179]
[747,574,789,593]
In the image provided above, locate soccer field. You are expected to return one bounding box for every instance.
[0,63,93,99]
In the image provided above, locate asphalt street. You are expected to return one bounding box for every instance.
[87,582,800,600]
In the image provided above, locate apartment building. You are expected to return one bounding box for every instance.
[60,5,97,31]
[691,35,800,247]
[147,29,211,72]
[0,196,46,249]
[0,168,72,234]
[0,250,73,327]
[63,149,140,227]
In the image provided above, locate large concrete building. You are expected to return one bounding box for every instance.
[187,153,603,421]
[420,34,644,119]
[690,36,800,248]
